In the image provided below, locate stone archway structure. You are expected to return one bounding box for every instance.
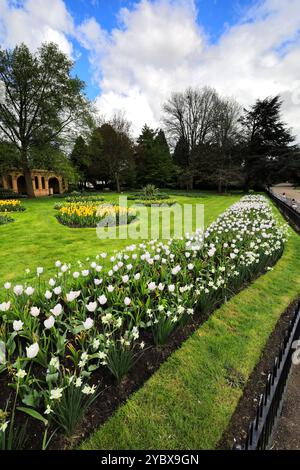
[0,169,68,197]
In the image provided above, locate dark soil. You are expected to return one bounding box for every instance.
[217,298,299,450]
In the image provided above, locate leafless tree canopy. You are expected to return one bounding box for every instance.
[163,86,219,150]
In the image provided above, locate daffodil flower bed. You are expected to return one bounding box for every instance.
[56,202,137,228]
[0,200,25,212]
[0,195,288,449]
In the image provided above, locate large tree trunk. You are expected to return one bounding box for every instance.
[21,148,35,197]
[24,170,35,197]
[218,179,223,193]
[115,173,121,193]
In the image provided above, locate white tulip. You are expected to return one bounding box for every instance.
[13,320,23,332]
[86,302,97,313]
[98,294,107,305]
[13,285,23,296]
[25,286,34,296]
[124,297,131,306]
[44,315,55,329]
[0,301,10,312]
[66,290,80,302]
[45,290,52,300]
[83,317,94,330]
[50,304,63,317]
[26,342,39,359]
[30,306,40,317]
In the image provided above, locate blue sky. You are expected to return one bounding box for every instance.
[1,0,300,139]
[66,0,254,99]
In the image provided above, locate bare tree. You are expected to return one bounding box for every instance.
[163,86,218,150]
[163,86,219,188]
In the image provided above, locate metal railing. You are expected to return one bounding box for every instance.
[267,189,300,233]
[238,300,300,450]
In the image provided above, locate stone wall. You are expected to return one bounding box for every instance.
[0,170,68,197]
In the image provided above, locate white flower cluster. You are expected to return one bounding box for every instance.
[0,195,287,421]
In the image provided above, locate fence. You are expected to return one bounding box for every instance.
[267,189,300,233]
[238,300,300,450]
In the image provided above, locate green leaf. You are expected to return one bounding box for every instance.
[17,407,48,426]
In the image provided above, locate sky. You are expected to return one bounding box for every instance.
[1,0,300,139]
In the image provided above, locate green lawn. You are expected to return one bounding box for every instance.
[80,205,300,450]
[0,192,240,285]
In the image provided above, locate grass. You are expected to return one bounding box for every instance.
[80,203,300,450]
[0,191,240,284]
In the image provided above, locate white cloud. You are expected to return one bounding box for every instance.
[1,0,300,140]
[86,0,300,139]
[0,0,74,55]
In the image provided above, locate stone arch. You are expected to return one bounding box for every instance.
[17,175,27,194]
[48,177,60,194]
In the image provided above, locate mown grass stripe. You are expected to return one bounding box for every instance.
[81,209,300,450]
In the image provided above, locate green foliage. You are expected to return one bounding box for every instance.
[106,342,140,384]
[0,215,14,225]
[135,126,176,187]
[86,124,135,192]
[0,42,90,195]
[240,96,297,189]
[51,383,99,436]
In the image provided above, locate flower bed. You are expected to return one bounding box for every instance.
[0,200,25,212]
[0,195,288,449]
[56,202,136,228]
[0,215,14,225]
[65,195,104,203]
[133,198,176,206]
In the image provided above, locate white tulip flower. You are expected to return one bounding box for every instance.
[98,294,107,305]
[26,342,39,359]
[86,302,97,313]
[44,316,55,329]
[124,297,131,306]
[13,320,23,332]
[50,304,63,317]
[83,318,94,330]
[30,306,40,317]
[0,301,10,312]
[25,286,34,296]
[13,285,23,296]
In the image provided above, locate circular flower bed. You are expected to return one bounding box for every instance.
[65,195,104,203]
[56,202,137,228]
[0,200,25,212]
[132,198,176,206]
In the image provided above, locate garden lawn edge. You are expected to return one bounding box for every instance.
[80,211,300,450]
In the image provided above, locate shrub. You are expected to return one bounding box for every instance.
[0,215,14,225]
